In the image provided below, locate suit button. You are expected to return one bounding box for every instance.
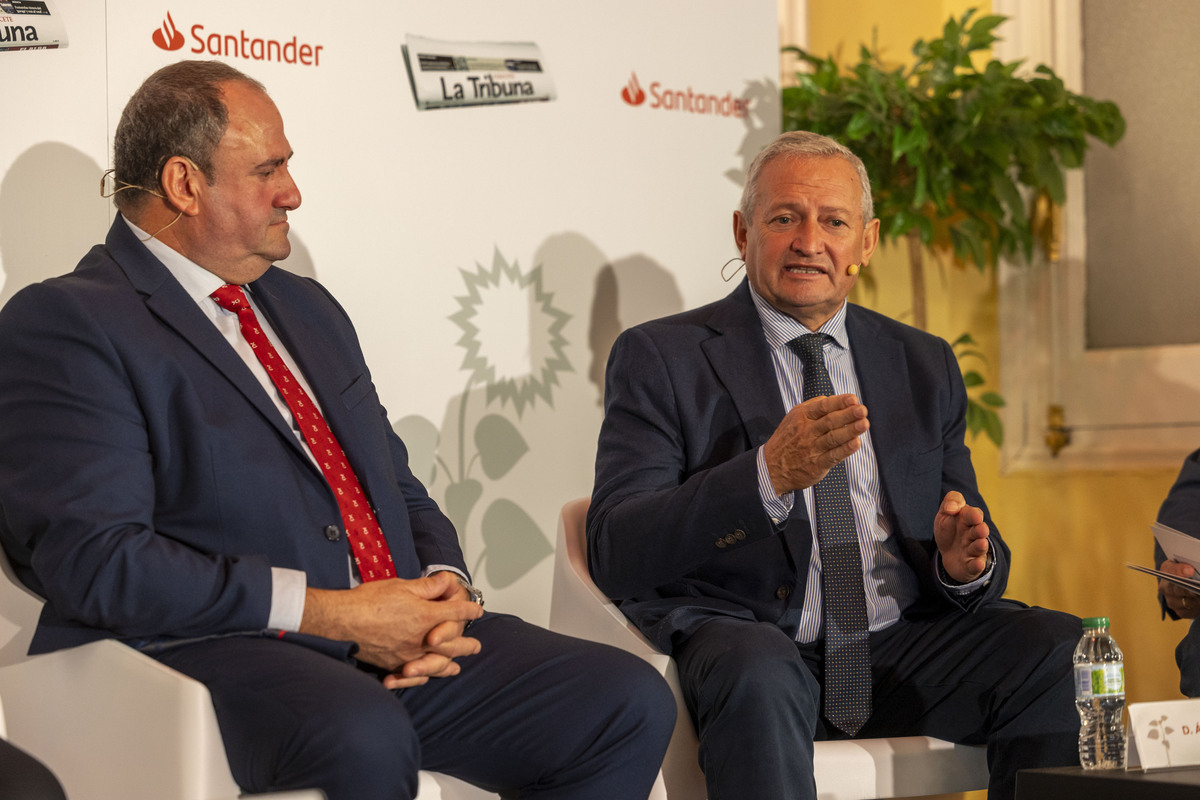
[733,529,746,541]
[324,525,341,542]
[716,538,727,549]
[775,585,791,600]
[724,534,738,545]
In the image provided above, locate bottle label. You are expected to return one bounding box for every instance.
[1075,663,1124,697]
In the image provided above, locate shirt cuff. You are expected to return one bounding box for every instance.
[756,445,793,526]
[936,545,995,596]
[268,566,308,632]
[423,564,468,582]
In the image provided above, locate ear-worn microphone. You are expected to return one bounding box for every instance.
[847,263,861,276]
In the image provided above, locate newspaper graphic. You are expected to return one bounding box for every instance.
[402,34,555,110]
[0,0,67,51]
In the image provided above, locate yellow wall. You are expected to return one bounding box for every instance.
[802,0,1185,715]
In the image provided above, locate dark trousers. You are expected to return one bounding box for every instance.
[0,738,68,800]
[1177,618,1200,696]
[674,601,1080,800]
[154,613,675,800]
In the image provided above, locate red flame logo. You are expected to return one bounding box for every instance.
[621,72,646,106]
[152,12,185,51]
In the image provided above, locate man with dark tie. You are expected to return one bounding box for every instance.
[588,130,1080,800]
[0,60,673,800]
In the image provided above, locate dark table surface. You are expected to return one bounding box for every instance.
[1017,765,1200,800]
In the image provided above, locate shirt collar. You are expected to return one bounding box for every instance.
[122,215,230,306]
[747,283,850,353]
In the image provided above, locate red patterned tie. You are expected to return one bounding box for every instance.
[211,284,396,582]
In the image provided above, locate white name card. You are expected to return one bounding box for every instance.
[1128,699,1200,769]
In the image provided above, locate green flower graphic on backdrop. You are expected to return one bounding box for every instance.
[394,248,571,588]
[452,248,571,416]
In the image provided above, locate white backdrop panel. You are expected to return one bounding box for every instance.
[0,0,779,624]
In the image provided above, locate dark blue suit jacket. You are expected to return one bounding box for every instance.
[1156,448,1200,696]
[0,217,467,654]
[587,280,1009,655]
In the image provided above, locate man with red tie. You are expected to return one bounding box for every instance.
[0,60,673,800]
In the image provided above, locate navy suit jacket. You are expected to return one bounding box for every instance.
[1156,447,1200,696]
[587,280,1009,655]
[0,217,467,654]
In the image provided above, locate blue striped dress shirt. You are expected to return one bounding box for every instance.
[749,288,921,644]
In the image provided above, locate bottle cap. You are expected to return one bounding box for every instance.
[1082,616,1110,628]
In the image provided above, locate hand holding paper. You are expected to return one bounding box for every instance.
[1158,560,1200,619]
[1127,522,1200,618]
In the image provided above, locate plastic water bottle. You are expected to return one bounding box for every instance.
[1073,616,1126,769]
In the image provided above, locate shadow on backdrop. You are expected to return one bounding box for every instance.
[726,77,781,189]
[0,143,110,307]
[530,231,682,405]
[588,257,682,404]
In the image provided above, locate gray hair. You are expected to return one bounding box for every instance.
[112,60,265,215]
[738,131,874,224]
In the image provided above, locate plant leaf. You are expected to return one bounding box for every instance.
[478,498,553,588]
[474,414,529,480]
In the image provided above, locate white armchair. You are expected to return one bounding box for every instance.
[0,546,491,800]
[549,497,989,800]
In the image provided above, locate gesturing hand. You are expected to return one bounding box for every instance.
[763,393,868,497]
[934,491,991,583]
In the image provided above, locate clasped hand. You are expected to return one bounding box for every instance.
[300,570,483,690]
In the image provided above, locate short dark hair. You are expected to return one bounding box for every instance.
[111,60,265,214]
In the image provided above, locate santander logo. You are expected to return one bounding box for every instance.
[620,70,749,120]
[152,12,185,51]
[621,73,646,106]
[147,11,324,66]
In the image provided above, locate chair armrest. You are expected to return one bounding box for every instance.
[0,639,240,800]
[549,498,668,670]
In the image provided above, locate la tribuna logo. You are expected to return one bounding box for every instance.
[151,12,325,66]
[620,71,749,119]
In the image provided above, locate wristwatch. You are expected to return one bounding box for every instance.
[455,576,485,609]
[939,541,995,587]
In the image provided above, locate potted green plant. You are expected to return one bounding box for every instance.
[781,8,1125,445]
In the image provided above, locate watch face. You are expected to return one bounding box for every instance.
[457,576,484,606]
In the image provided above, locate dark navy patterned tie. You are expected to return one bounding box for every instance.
[791,332,871,736]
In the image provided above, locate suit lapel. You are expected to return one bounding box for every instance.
[251,273,408,524]
[846,306,912,508]
[702,283,813,589]
[700,281,787,449]
[249,272,357,426]
[105,219,311,462]
[249,271,372,479]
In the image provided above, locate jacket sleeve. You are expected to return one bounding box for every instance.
[931,335,1009,604]
[587,326,781,600]
[0,280,273,644]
